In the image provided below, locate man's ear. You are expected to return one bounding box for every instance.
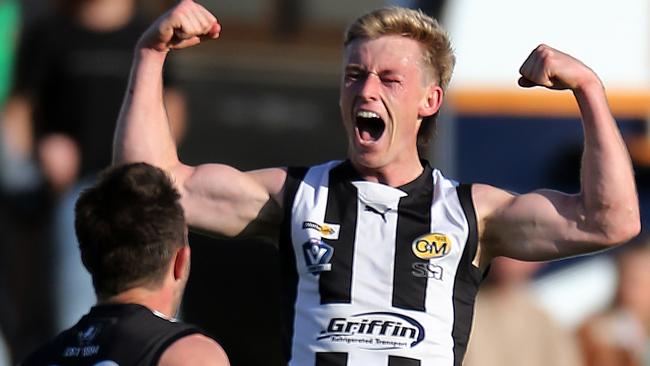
[418,85,443,118]
[173,245,190,281]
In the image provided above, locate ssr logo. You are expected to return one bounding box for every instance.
[411,233,452,259]
[411,263,443,280]
[318,312,425,350]
[302,238,334,275]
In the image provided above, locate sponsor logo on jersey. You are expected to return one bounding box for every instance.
[411,233,452,259]
[63,344,101,358]
[63,324,102,358]
[302,238,334,275]
[318,312,425,350]
[78,325,100,345]
[364,204,391,222]
[302,221,340,240]
[411,262,444,280]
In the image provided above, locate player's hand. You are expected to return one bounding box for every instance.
[138,0,220,53]
[518,44,600,91]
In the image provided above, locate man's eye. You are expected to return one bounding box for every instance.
[382,78,401,84]
[346,72,361,80]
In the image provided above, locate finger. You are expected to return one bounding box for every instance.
[533,45,560,87]
[193,5,213,29]
[196,6,221,38]
[529,53,551,87]
[157,8,187,40]
[519,62,540,87]
[172,13,206,45]
[196,16,219,38]
[206,22,221,39]
[518,46,539,78]
[179,11,202,37]
[171,36,202,50]
[173,27,193,41]
[517,76,536,88]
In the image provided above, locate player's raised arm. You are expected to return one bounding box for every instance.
[475,45,640,264]
[113,0,286,239]
[114,0,219,169]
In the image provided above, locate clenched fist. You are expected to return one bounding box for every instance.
[518,44,601,92]
[138,0,220,52]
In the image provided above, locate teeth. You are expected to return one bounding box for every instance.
[356,110,381,119]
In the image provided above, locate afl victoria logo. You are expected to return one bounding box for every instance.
[411,233,452,259]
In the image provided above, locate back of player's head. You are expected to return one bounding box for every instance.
[75,162,186,299]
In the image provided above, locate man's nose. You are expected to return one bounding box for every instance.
[358,72,381,100]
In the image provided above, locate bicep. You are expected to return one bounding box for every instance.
[172,163,286,239]
[476,184,601,261]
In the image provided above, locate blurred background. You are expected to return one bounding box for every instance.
[0,0,648,365]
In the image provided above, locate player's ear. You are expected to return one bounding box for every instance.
[418,84,443,118]
[173,245,190,281]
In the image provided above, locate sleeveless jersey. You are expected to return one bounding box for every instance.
[21,303,202,366]
[279,160,484,366]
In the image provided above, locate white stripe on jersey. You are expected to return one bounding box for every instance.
[350,181,406,310]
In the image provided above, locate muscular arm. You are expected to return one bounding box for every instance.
[113,0,286,238]
[475,45,640,264]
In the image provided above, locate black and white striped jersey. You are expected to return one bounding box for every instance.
[279,160,484,366]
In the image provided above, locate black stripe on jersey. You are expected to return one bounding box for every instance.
[392,164,433,311]
[315,352,348,366]
[451,183,482,366]
[280,166,309,363]
[388,355,421,366]
[320,161,359,304]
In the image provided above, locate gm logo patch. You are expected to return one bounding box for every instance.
[303,238,334,275]
[411,233,452,259]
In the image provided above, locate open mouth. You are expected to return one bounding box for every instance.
[355,110,385,142]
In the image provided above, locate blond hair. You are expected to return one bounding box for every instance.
[344,7,455,91]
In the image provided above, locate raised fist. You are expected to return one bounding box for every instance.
[518,44,600,91]
[138,0,220,52]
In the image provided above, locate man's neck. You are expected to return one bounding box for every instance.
[350,157,425,187]
[100,287,177,319]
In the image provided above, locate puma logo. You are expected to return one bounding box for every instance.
[365,205,391,222]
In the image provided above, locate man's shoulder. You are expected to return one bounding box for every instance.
[158,333,230,366]
[466,182,512,206]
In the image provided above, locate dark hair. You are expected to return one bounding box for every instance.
[75,162,185,299]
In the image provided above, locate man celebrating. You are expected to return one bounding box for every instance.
[113,1,640,365]
[21,163,229,366]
